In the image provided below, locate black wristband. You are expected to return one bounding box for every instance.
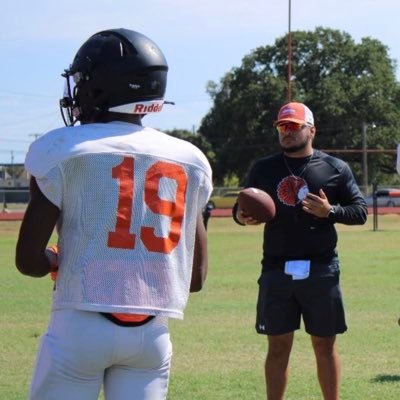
[327,206,336,222]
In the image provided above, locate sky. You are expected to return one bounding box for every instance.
[1,0,400,163]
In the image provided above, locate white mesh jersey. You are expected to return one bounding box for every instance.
[25,122,213,319]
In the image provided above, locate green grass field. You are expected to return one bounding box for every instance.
[1,216,399,399]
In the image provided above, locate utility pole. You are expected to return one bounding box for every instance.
[29,133,42,141]
[10,150,15,186]
[361,122,368,192]
[287,0,292,102]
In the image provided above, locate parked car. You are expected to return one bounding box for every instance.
[207,190,241,209]
[364,188,400,207]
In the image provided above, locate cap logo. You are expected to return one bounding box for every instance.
[280,107,296,117]
[274,102,314,127]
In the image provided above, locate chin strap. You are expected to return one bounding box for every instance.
[59,70,80,126]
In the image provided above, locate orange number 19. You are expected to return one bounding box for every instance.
[107,157,188,254]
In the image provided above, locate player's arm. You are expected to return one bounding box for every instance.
[15,176,60,277]
[190,213,208,292]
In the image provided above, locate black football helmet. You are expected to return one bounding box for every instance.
[60,28,169,126]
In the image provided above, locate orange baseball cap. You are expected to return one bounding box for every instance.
[274,102,314,127]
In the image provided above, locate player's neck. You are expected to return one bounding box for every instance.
[90,112,142,126]
[106,113,142,125]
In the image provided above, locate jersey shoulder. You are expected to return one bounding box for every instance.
[25,125,73,177]
[25,123,144,177]
[144,127,212,179]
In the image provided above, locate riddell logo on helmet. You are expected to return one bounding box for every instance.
[133,102,164,113]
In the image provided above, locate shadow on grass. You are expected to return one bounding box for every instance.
[371,374,400,383]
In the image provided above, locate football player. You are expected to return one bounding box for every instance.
[16,28,212,400]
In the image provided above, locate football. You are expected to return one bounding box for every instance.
[238,187,276,222]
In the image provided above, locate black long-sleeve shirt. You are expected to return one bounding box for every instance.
[234,150,367,269]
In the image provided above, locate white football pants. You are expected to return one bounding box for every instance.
[29,309,172,400]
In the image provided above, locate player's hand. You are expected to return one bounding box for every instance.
[45,245,59,281]
[301,189,331,218]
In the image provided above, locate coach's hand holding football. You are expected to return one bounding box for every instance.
[236,207,263,225]
[235,187,277,225]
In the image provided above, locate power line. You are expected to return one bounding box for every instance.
[0,149,27,153]
[0,138,32,143]
[29,133,42,141]
[321,149,396,154]
[0,90,55,98]
[0,111,60,128]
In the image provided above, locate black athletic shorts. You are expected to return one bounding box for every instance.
[255,261,347,337]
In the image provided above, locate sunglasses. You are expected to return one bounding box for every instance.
[276,122,307,134]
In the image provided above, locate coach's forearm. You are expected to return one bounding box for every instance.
[333,204,368,225]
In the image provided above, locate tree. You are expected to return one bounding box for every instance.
[166,128,216,167]
[199,27,400,186]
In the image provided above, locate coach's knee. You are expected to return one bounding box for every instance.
[311,335,337,358]
[267,333,294,361]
